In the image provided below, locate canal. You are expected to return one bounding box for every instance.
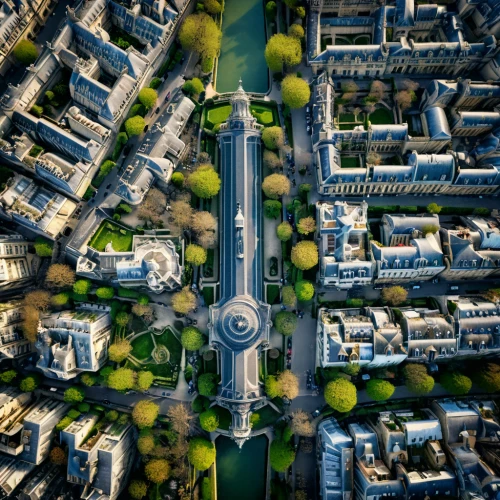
[216,0,269,94]
[216,434,268,499]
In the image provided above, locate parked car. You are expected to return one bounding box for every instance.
[155,107,160,114]
[165,91,171,102]
[412,285,421,289]
[450,286,459,291]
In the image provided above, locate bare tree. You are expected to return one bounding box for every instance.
[290,410,316,437]
[191,211,216,234]
[45,264,76,289]
[167,403,194,439]
[170,200,194,230]
[395,90,414,110]
[197,230,217,249]
[369,80,387,101]
[366,152,382,166]
[401,78,420,91]
[138,188,167,225]
[353,107,362,121]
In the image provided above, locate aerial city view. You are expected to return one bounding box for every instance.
[2,0,500,498]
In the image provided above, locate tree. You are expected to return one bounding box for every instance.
[274,311,297,336]
[264,200,282,219]
[137,432,156,455]
[288,24,304,39]
[182,78,205,96]
[265,34,301,71]
[191,211,216,234]
[263,149,283,170]
[403,364,435,395]
[282,286,296,308]
[472,363,500,393]
[188,437,216,470]
[45,264,75,288]
[262,173,290,199]
[200,408,219,432]
[266,370,299,400]
[427,202,442,214]
[136,371,154,392]
[34,236,53,257]
[13,40,38,64]
[291,241,318,270]
[262,126,284,150]
[0,370,17,384]
[270,439,295,472]
[145,458,170,484]
[171,171,185,188]
[138,88,158,109]
[24,290,51,311]
[129,480,148,500]
[198,373,218,396]
[181,326,205,351]
[105,410,119,422]
[204,0,222,14]
[49,447,67,465]
[281,75,311,109]
[138,188,167,225]
[185,244,207,266]
[366,379,395,401]
[170,200,194,229]
[51,292,70,306]
[22,305,40,342]
[167,403,194,438]
[277,221,293,242]
[295,280,315,302]
[395,89,416,110]
[132,400,159,429]
[324,378,357,412]
[108,368,136,391]
[20,375,40,392]
[172,286,197,314]
[81,373,97,387]
[441,371,472,396]
[381,286,408,306]
[401,79,420,92]
[369,80,386,101]
[296,6,306,18]
[366,152,382,166]
[125,116,145,136]
[189,165,221,199]
[109,340,132,363]
[265,1,277,20]
[290,410,315,437]
[178,13,221,60]
[96,287,115,299]
[64,387,85,403]
[297,216,316,235]
[131,304,154,323]
[422,224,439,235]
[73,279,92,295]
[115,312,130,327]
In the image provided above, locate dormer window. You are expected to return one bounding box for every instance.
[428,51,433,58]
[440,174,446,181]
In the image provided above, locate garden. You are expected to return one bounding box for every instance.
[203,100,279,130]
[88,220,135,253]
[127,327,183,387]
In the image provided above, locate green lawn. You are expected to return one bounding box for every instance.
[88,221,134,252]
[250,103,279,127]
[267,284,280,305]
[203,286,215,306]
[131,333,155,360]
[340,156,360,168]
[206,105,232,129]
[155,328,182,364]
[368,108,394,125]
[212,405,231,430]
[267,350,283,376]
[252,405,281,430]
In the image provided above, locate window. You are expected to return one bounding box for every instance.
[440,174,446,181]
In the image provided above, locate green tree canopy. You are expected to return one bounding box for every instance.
[172,286,197,314]
[325,378,357,412]
[81,373,97,387]
[265,370,299,399]
[51,291,70,306]
[204,0,222,14]
[403,364,435,395]
[262,126,284,150]
[366,379,395,401]
[108,340,132,363]
[270,439,296,472]
[198,373,218,396]
[441,371,472,396]
[34,236,53,257]
[19,375,40,392]
[115,311,130,327]
[274,311,298,336]
[145,458,170,484]
[13,40,38,64]
[125,116,146,136]
[291,241,318,270]
[472,363,500,393]
[265,34,301,71]
[288,24,305,39]
[264,200,282,219]
[73,279,92,295]
[200,408,219,432]
[277,221,293,242]
[0,370,17,384]
[185,244,207,266]
[64,387,85,403]
[178,13,221,60]
[262,173,290,199]
[427,202,442,214]
[265,1,277,20]
[132,400,159,429]
[296,6,306,18]
[181,326,205,351]
[282,286,296,308]
[96,287,115,299]
[128,480,148,500]
[296,216,316,235]
[171,171,185,188]
[137,433,156,455]
[138,88,157,109]
[189,165,221,198]
[107,368,136,391]
[281,74,310,109]
[381,286,408,306]
[136,371,154,392]
[188,437,216,470]
[182,77,205,96]
[294,280,315,301]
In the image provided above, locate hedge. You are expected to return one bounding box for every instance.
[118,287,140,299]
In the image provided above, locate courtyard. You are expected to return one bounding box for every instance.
[88,220,134,252]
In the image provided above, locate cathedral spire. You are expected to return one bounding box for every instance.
[228,79,255,127]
